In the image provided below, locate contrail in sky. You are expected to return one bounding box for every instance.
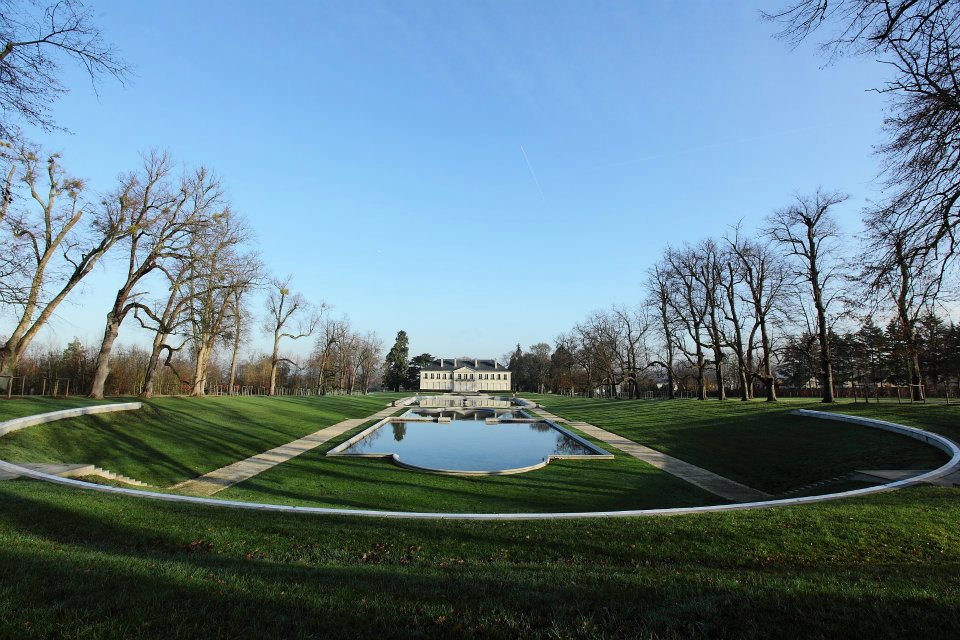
[520,144,546,202]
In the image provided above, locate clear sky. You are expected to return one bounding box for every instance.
[17,0,893,360]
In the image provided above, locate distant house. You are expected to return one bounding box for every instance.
[419,358,512,393]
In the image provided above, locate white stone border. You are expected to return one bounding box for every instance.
[0,402,142,436]
[0,405,957,520]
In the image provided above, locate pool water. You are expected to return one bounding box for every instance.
[331,409,609,473]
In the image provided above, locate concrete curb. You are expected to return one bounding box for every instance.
[0,405,957,520]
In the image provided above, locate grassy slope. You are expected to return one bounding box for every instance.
[0,394,407,486]
[1,480,958,639]
[522,395,953,493]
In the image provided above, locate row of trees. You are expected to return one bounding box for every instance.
[508,1,960,403]
[507,188,957,401]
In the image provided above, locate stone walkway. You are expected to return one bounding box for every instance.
[172,404,402,496]
[527,406,771,503]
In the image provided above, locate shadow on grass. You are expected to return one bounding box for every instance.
[4,485,960,639]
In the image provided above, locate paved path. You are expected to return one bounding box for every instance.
[172,404,402,496]
[527,406,771,503]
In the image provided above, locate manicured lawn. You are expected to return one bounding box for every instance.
[1,480,959,638]
[523,395,953,494]
[2,394,959,637]
[0,394,408,486]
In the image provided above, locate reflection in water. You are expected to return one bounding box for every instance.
[392,422,406,442]
[417,396,514,409]
[406,408,521,421]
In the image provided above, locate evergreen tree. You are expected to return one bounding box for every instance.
[383,331,410,391]
[407,353,434,389]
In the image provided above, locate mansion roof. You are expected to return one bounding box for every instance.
[421,358,507,373]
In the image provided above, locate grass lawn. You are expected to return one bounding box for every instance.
[0,394,408,486]
[522,394,953,494]
[2,394,960,637]
[1,480,959,638]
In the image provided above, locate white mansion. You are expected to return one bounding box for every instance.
[419,358,512,393]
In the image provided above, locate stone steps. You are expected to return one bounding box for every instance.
[0,462,152,487]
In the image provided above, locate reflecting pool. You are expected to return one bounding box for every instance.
[329,410,611,473]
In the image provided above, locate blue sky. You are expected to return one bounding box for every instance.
[19,0,892,360]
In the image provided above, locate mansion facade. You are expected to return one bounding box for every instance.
[419,358,512,393]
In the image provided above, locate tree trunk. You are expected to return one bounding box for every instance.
[191,341,212,396]
[759,320,777,402]
[141,329,169,399]
[89,314,122,399]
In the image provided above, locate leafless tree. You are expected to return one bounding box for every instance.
[184,211,258,396]
[766,1,960,265]
[766,189,848,402]
[528,342,552,394]
[311,315,350,395]
[727,230,789,402]
[226,285,249,394]
[716,243,753,401]
[88,155,220,398]
[665,245,711,400]
[646,261,677,398]
[356,332,383,393]
[859,214,951,400]
[264,275,321,396]
[0,145,127,379]
[0,142,28,307]
[696,239,728,400]
[0,0,129,140]
[137,256,194,398]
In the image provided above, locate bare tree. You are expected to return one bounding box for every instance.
[697,239,728,400]
[767,189,848,402]
[137,257,194,398]
[646,261,677,399]
[727,230,788,402]
[766,1,960,264]
[716,244,753,401]
[226,285,248,394]
[0,0,129,139]
[0,145,127,378]
[88,155,220,398]
[311,316,350,395]
[356,332,383,393]
[264,275,321,396]
[185,212,258,396]
[859,216,950,400]
[665,246,711,400]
